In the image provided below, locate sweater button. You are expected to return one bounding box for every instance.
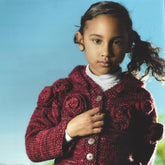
[86,153,94,161]
[96,95,102,102]
[88,137,96,145]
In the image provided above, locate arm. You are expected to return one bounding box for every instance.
[135,98,163,144]
[132,94,164,164]
[25,86,75,162]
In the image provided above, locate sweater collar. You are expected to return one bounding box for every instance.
[68,65,144,94]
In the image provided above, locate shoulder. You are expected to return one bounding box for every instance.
[37,78,72,106]
[120,72,153,99]
[52,78,73,93]
[37,65,85,106]
[121,73,155,114]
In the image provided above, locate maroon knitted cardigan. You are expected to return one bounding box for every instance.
[25,65,163,165]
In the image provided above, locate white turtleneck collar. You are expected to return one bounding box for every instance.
[85,64,122,92]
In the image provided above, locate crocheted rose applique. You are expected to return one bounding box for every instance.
[145,123,164,144]
[53,79,72,93]
[52,79,73,102]
[135,100,154,115]
[111,105,132,130]
[63,94,87,117]
[38,87,53,106]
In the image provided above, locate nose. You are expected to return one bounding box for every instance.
[101,43,114,58]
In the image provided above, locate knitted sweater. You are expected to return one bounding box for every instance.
[25,65,163,165]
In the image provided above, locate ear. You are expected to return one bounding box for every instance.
[75,31,84,51]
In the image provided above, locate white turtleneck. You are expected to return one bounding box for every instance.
[85,64,122,92]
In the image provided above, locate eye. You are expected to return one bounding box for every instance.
[113,40,122,45]
[93,39,102,44]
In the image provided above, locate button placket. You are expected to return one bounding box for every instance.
[95,95,104,114]
[85,135,98,163]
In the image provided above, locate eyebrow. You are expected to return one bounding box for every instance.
[89,34,124,39]
[89,34,103,38]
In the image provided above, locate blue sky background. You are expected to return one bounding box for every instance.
[0,0,164,164]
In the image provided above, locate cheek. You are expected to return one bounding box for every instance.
[113,42,128,55]
[84,44,97,57]
[112,51,125,64]
[113,47,123,56]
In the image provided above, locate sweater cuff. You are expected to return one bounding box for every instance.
[65,129,73,142]
[145,123,164,144]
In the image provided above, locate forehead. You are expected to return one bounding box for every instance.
[84,14,127,35]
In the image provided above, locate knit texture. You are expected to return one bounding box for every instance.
[25,65,163,165]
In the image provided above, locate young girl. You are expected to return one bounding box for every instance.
[25,1,165,165]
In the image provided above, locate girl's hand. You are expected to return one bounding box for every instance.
[66,107,105,138]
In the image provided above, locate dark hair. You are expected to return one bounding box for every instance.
[74,1,165,82]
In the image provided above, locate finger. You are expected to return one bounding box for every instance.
[92,113,105,122]
[87,107,101,116]
[92,127,103,134]
[92,120,104,128]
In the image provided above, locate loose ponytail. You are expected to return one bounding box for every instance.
[127,30,165,81]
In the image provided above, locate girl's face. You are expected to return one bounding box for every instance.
[76,14,129,75]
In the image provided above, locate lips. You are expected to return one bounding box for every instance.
[98,61,111,67]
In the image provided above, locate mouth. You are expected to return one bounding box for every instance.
[98,61,112,67]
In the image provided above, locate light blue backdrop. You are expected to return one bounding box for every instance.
[0,0,164,164]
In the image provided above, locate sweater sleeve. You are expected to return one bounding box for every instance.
[130,90,164,164]
[129,76,164,143]
[25,83,76,162]
[135,96,164,144]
